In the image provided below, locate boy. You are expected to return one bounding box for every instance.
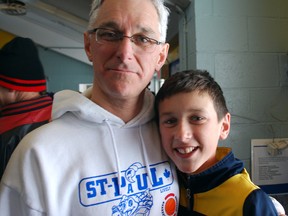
[155,70,279,215]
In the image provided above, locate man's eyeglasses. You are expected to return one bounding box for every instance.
[87,28,163,53]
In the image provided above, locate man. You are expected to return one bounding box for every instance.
[0,0,179,215]
[0,37,53,179]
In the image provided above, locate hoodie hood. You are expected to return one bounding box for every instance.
[52,88,155,127]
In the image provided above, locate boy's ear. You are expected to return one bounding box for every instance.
[220,113,231,140]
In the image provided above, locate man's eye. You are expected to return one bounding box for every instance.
[134,35,150,44]
[98,30,119,41]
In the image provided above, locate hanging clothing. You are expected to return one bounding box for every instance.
[0,95,53,179]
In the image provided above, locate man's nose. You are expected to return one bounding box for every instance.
[115,37,135,61]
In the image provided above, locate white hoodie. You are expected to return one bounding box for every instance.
[0,89,179,216]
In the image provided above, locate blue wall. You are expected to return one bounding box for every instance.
[37,46,93,93]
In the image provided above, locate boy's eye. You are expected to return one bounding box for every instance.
[191,116,202,121]
[190,116,205,123]
[161,118,177,126]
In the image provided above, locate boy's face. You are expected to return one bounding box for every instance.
[158,91,230,175]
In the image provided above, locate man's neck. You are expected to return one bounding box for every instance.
[90,89,145,123]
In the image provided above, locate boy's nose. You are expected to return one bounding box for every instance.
[174,122,192,142]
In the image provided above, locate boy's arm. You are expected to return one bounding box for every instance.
[243,189,278,216]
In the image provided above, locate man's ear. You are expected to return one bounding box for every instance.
[220,113,231,140]
[155,43,169,72]
[84,32,93,62]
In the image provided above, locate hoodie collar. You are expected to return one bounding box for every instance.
[52,88,155,127]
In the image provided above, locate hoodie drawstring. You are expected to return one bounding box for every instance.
[104,119,122,194]
[139,125,153,185]
[105,120,154,194]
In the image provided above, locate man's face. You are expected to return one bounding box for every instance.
[84,0,169,100]
[158,91,230,175]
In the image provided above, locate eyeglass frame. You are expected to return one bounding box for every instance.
[87,27,164,52]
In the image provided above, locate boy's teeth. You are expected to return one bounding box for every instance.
[178,147,195,154]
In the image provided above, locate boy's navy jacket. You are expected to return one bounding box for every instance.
[178,147,278,216]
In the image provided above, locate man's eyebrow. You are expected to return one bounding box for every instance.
[98,22,157,35]
[98,21,119,29]
[139,26,156,35]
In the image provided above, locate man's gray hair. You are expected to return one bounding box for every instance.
[88,0,170,42]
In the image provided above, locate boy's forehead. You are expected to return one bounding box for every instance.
[160,91,213,105]
[159,91,217,115]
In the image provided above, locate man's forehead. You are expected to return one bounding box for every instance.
[95,1,159,34]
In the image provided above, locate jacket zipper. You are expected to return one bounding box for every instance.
[186,175,191,211]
